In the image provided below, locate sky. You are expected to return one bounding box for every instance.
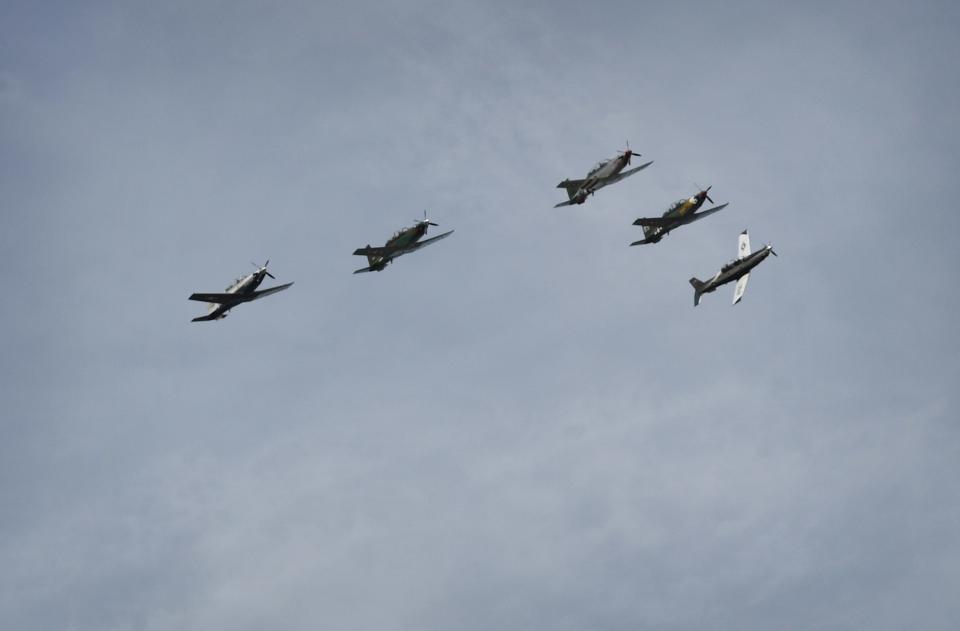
[2,1,959,629]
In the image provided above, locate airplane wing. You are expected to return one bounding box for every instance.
[738,230,751,259]
[250,282,294,300]
[633,203,727,228]
[682,203,728,225]
[394,230,454,256]
[188,292,237,304]
[733,273,750,304]
[594,160,653,188]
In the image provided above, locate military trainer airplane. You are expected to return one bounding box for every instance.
[554,144,653,208]
[631,187,728,245]
[188,261,293,322]
[353,212,453,273]
[689,230,777,306]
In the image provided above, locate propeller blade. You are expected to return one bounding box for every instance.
[770,248,778,257]
[706,195,714,204]
[427,221,439,226]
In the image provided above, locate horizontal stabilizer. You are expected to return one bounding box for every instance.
[556,178,586,191]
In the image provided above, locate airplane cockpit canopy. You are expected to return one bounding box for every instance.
[587,159,609,176]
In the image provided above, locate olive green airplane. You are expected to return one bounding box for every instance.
[631,186,728,245]
[353,212,454,273]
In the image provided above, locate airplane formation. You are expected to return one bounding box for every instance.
[188,144,776,321]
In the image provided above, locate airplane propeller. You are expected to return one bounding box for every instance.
[252,259,276,279]
[619,141,639,165]
[416,210,439,228]
[693,183,714,204]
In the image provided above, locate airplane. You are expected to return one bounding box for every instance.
[188,260,293,322]
[689,231,777,306]
[630,186,728,245]
[554,144,653,207]
[353,212,454,273]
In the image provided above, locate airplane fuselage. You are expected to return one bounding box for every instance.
[567,153,632,203]
[643,192,710,242]
[699,247,773,295]
[366,223,429,270]
[202,270,268,319]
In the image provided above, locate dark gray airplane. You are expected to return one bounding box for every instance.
[689,231,776,306]
[188,261,293,322]
[630,187,728,245]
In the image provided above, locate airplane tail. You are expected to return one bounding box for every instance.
[689,277,706,306]
[364,246,376,267]
[642,224,657,239]
[557,178,585,200]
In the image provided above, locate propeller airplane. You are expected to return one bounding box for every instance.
[353,212,454,274]
[631,186,728,245]
[689,231,776,306]
[554,143,653,208]
[188,260,293,322]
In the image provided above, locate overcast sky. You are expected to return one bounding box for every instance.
[2,1,959,629]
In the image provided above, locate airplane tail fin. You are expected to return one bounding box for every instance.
[642,224,657,239]
[364,246,375,267]
[557,178,585,200]
[689,277,705,306]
